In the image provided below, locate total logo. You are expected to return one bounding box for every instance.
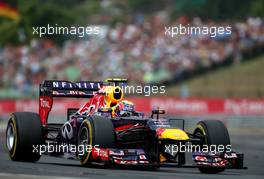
[62,122,73,140]
[40,98,51,108]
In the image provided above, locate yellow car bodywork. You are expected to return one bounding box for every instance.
[157,128,189,140]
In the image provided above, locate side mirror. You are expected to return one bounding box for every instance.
[151,109,165,119]
[152,109,165,115]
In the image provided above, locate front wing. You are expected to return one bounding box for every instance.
[193,151,245,169]
[91,148,150,165]
[91,147,246,169]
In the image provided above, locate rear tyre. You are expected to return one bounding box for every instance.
[77,115,115,166]
[6,112,43,162]
[193,120,230,174]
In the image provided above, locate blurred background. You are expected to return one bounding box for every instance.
[0,0,263,98]
[0,1,264,174]
[0,0,264,128]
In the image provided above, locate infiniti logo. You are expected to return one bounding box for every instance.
[62,122,73,139]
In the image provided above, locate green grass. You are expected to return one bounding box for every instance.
[166,55,264,97]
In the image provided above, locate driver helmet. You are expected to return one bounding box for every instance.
[113,100,135,117]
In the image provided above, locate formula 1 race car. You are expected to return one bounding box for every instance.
[6,78,245,173]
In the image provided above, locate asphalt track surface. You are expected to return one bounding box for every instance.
[0,116,263,179]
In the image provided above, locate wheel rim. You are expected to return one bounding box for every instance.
[79,127,90,158]
[80,127,89,145]
[194,129,206,146]
[6,123,15,151]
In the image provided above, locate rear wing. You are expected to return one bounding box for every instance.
[39,80,103,125]
[40,80,103,98]
[39,79,127,125]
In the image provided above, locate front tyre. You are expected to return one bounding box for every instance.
[77,115,115,166]
[193,120,230,174]
[6,112,43,162]
[78,119,93,166]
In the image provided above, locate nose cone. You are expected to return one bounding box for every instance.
[156,128,189,140]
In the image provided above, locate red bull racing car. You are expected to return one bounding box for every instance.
[6,78,246,173]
